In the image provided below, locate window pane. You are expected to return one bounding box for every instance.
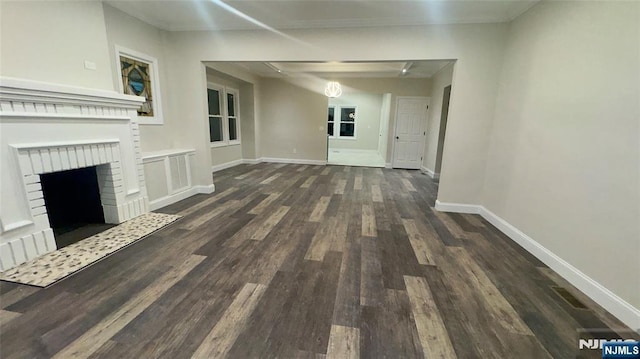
[340,123,355,137]
[341,107,356,122]
[227,93,235,116]
[207,89,220,116]
[327,122,334,136]
[229,117,238,141]
[209,116,223,142]
[328,107,334,122]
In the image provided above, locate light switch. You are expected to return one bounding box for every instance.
[84,60,97,70]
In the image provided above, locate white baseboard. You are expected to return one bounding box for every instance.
[385,162,392,169]
[194,184,215,194]
[242,158,261,165]
[435,200,640,331]
[211,159,243,172]
[434,200,481,214]
[149,184,215,211]
[420,166,440,179]
[261,157,326,166]
[211,157,326,173]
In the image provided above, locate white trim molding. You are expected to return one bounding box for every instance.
[212,159,244,173]
[434,200,481,214]
[434,200,640,331]
[194,184,216,194]
[420,166,440,179]
[261,157,327,166]
[242,158,261,165]
[142,149,199,211]
[211,158,327,173]
[147,184,215,211]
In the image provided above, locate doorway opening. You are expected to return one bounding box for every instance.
[326,93,388,168]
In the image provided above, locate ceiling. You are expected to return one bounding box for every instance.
[225,61,453,79]
[106,0,539,32]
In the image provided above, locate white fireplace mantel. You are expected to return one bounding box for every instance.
[0,77,150,271]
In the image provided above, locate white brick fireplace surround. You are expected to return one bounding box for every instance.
[0,77,150,271]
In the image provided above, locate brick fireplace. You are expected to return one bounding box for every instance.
[0,77,150,271]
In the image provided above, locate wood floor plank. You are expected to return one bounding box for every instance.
[462,213,485,227]
[309,196,331,222]
[361,204,377,237]
[433,209,470,239]
[326,325,360,359]
[331,237,361,328]
[449,247,534,336]
[191,282,267,358]
[260,173,281,184]
[371,184,383,203]
[354,175,363,190]
[251,205,290,240]
[52,255,206,359]
[334,179,347,195]
[234,168,260,180]
[248,192,281,215]
[404,275,457,359]
[360,237,384,307]
[0,285,39,309]
[305,217,336,261]
[401,178,417,192]
[182,199,243,230]
[179,187,239,216]
[0,309,21,327]
[360,289,424,358]
[402,218,436,265]
[301,175,318,188]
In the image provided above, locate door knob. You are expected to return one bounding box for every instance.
[396,136,399,139]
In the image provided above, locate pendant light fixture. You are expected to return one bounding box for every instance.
[324,81,342,98]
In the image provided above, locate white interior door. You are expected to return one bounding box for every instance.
[392,97,429,169]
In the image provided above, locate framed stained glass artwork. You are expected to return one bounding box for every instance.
[115,46,164,125]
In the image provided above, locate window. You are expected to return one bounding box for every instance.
[115,46,164,125]
[227,89,239,142]
[207,87,223,143]
[327,106,335,136]
[207,84,240,146]
[327,105,356,138]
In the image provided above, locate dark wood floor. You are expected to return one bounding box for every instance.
[0,163,636,358]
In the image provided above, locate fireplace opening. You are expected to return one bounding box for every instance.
[40,166,114,248]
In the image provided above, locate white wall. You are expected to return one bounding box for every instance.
[378,93,392,161]
[102,4,173,153]
[328,92,383,151]
[423,63,454,173]
[259,78,328,161]
[483,1,640,312]
[0,1,113,91]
